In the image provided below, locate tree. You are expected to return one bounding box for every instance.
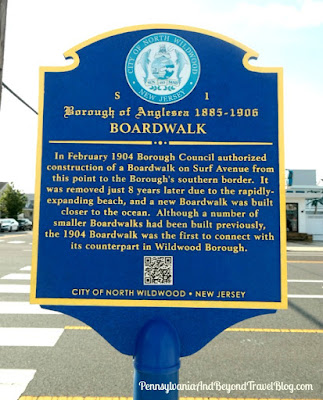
[307,197,323,214]
[0,184,27,219]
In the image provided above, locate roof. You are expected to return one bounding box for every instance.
[0,182,8,191]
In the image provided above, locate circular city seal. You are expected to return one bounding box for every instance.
[125,32,200,105]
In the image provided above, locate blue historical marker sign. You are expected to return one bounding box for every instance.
[31,25,286,355]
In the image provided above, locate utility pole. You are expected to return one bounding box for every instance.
[0,0,8,109]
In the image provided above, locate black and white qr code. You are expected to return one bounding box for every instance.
[144,256,173,285]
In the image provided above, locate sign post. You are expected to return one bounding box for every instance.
[31,25,287,397]
[133,319,180,399]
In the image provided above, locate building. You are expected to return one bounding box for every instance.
[286,170,323,241]
[22,193,34,221]
[0,181,9,196]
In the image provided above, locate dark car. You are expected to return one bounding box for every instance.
[17,218,33,231]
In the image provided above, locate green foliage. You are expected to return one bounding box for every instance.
[307,197,323,214]
[0,184,27,219]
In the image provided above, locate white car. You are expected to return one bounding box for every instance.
[0,218,19,232]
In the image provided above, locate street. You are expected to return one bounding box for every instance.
[0,231,322,399]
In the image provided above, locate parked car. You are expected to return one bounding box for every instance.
[17,218,33,231]
[0,218,19,232]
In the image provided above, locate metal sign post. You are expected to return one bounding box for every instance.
[133,319,180,399]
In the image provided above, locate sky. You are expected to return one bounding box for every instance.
[0,0,322,193]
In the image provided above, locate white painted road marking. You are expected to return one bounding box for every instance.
[287,247,323,252]
[7,241,26,244]
[0,302,59,314]
[288,279,323,283]
[20,266,31,271]
[0,369,36,400]
[1,273,31,280]
[0,328,64,346]
[288,294,323,299]
[0,284,30,293]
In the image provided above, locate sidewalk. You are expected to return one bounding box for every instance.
[287,241,323,252]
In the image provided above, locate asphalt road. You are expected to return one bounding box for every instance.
[0,231,322,399]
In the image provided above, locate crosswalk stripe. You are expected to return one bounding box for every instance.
[1,273,31,280]
[20,266,31,271]
[288,247,323,251]
[0,328,64,346]
[7,241,26,244]
[288,279,323,283]
[288,294,323,298]
[0,302,59,314]
[288,260,323,263]
[0,284,30,293]
[0,369,36,400]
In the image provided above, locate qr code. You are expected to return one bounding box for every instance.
[144,256,173,285]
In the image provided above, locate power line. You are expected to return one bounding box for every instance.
[2,82,38,115]
[0,0,8,109]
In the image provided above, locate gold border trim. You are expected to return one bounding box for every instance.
[49,140,152,145]
[169,141,273,146]
[30,297,285,309]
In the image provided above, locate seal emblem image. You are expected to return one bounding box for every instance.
[125,33,200,104]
